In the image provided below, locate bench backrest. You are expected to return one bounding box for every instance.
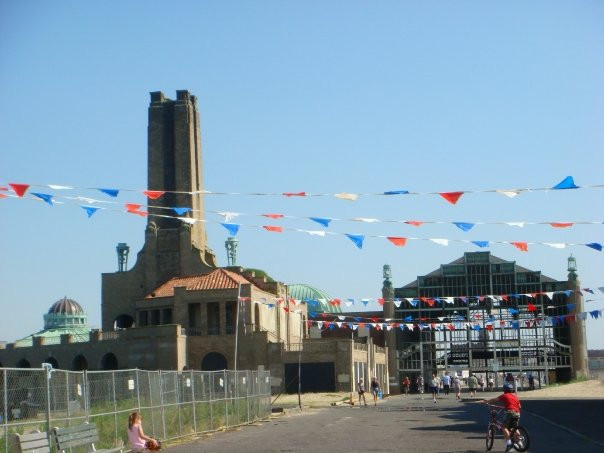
[53,423,100,450]
[15,431,51,453]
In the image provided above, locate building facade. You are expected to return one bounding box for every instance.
[384,251,588,389]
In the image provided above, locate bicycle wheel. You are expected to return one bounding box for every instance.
[513,426,530,452]
[485,426,495,451]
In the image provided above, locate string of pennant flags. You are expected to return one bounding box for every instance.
[2,190,603,253]
[3,185,603,232]
[240,290,604,330]
[2,175,603,204]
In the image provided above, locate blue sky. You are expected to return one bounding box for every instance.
[1,1,603,348]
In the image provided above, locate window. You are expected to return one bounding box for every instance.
[150,309,160,325]
[162,308,172,325]
[225,301,236,334]
[207,302,220,335]
[139,311,148,327]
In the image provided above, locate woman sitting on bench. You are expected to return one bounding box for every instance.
[128,412,160,451]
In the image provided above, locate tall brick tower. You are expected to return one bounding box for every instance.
[101,90,217,331]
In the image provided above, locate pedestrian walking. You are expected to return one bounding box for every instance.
[453,375,462,400]
[370,377,380,406]
[357,379,367,406]
[468,373,478,397]
[442,372,451,396]
[488,376,494,390]
[478,375,485,392]
[430,374,440,403]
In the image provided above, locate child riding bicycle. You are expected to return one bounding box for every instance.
[480,383,521,452]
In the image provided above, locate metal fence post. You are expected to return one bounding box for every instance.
[112,371,118,447]
[246,370,250,424]
[191,371,197,434]
[209,372,213,431]
[159,371,167,440]
[224,370,228,428]
[136,369,141,412]
[45,366,52,434]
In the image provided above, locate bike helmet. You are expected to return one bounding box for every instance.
[503,382,514,393]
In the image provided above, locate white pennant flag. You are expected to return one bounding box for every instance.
[393,299,402,308]
[544,292,554,300]
[217,211,239,222]
[336,322,343,328]
[497,190,521,198]
[344,301,354,307]
[305,230,326,236]
[334,192,359,201]
[437,317,445,321]
[48,184,73,190]
[386,325,392,331]
[506,222,525,228]
[406,323,414,330]
[352,324,359,330]
[338,316,345,320]
[444,297,454,304]
[316,321,323,329]
[178,217,197,224]
[544,243,566,249]
[430,238,449,246]
[354,217,379,223]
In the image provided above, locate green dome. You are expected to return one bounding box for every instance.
[287,284,342,313]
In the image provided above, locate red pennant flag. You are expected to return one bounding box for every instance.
[134,211,148,217]
[499,320,506,326]
[126,203,142,212]
[263,225,283,233]
[330,298,341,306]
[375,324,382,330]
[431,323,436,329]
[426,299,435,307]
[9,183,30,197]
[306,321,312,329]
[377,298,385,306]
[283,192,306,197]
[486,324,493,331]
[0,186,8,191]
[387,237,407,246]
[439,191,464,205]
[502,295,509,302]
[566,314,575,323]
[143,190,165,199]
[447,324,454,331]
[0,193,7,199]
[321,313,327,318]
[289,298,296,305]
[511,242,528,252]
[405,221,424,227]
[283,307,289,313]
[527,303,537,312]
[370,317,378,323]
[550,222,573,228]
[262,213,284,219]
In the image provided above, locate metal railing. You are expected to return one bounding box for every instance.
[0,367,271,452]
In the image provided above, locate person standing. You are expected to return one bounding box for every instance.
[416,375,424,394]
[370,377,380,406]
[357,379,367,406]
[468,373,478,397]
[488,376,494,391]
[402,376,411,395]
[453,375,462,400]
[528,374,535,390]
[429,374,440,403]
[442,372,451,396]
[478,375,485,392]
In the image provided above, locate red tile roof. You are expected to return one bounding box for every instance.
[146,269,251,298]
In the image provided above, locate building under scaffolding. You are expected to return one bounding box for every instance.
[385,252,587,388]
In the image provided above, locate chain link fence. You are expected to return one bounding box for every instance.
[0,367,271,452]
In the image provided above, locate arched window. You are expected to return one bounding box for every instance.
[72,354,88,371]
[114,314,135,330]
[101,353,118,370]
[44,357,60,369]
[201,352,227,371]
[16,358,31,368]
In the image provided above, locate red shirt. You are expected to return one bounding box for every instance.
[498,393,521,413]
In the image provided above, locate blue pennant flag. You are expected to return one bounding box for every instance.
[173,207,191,216]
[566,304,575,311]
[473,324,481,331]
[590,310,600,319]
[585,242,603,252]
[98,188,119,197]
[267,304,275,309]
[508,308,519,315]
[308,311,317,318]
[454,222,475,232]
[404,316,413,321]
[552,176,579,190]
[81,205,100,218]
[329,324,335,331]
[309,217,332,227]
[460,297,468,304]
[383,190,409,195]
[361,299,369,306]
[220,223,240,236]
[307,299,318,307]
[511,321,520,330]
[354,317,362,322]
[471,241,489,248]
[409,299,418,307]
[32,192,54,206]
[345,234,365,249]
[564,290,573,297]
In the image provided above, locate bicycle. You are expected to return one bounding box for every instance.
[485,404,530,452]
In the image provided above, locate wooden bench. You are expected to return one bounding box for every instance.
[52,423,123,453]
[14,431,51,453]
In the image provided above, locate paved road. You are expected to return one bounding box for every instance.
[164,393,604,452]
